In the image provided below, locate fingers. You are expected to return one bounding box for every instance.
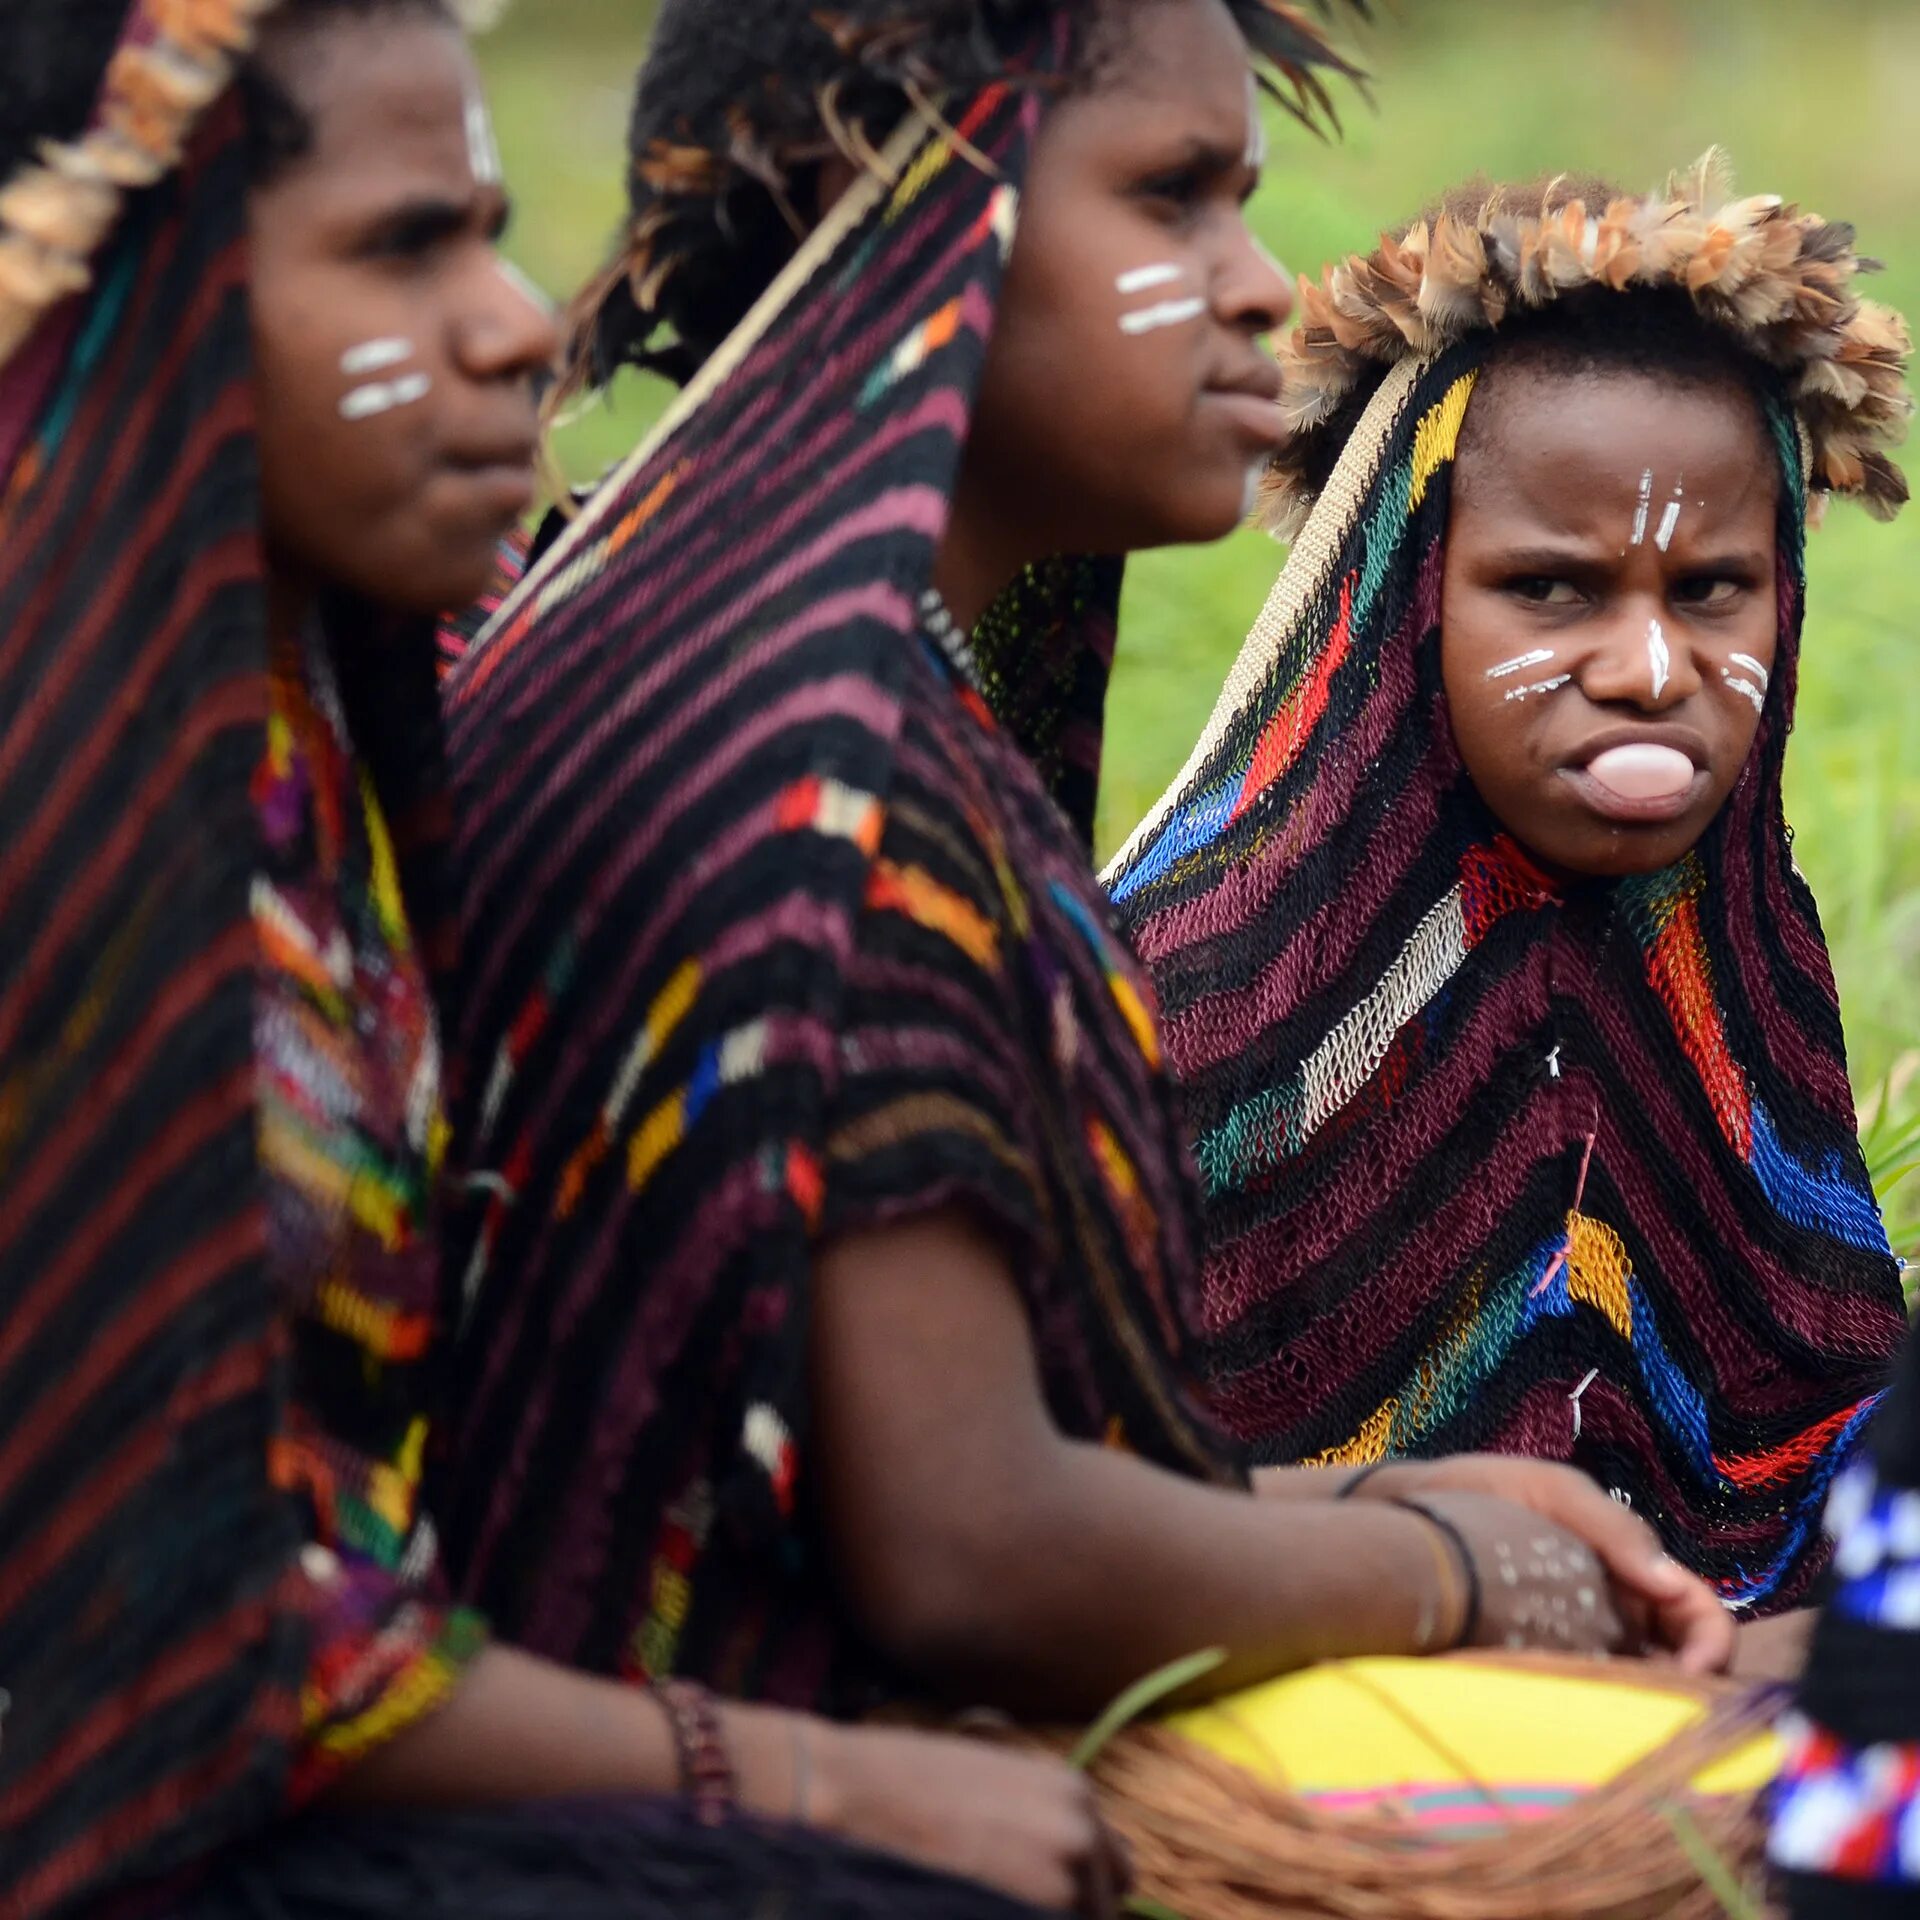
[1530,1474,1734,1672]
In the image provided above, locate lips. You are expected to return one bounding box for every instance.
[1559,725,1710,826]
[1204,359,1287,449]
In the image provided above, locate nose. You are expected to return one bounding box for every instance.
[1576,605,1704,712]
[455,254,562,386]
[1219,225,1294,337]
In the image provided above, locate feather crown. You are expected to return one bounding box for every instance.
[1264,151,1913,537]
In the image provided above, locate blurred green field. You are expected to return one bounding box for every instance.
[478,0,1920,1250]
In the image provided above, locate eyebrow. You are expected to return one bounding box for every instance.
[1477,541,1771,574]
[363,188,511,243]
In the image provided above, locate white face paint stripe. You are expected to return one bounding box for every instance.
[1730,652,1771,689]
[496,257,556,317]
[1486,649,1557,680]
[1654,496,1683,552]
[1244,73,1267,173]
[1116,263,1183,296]
[341,338,413,377]
[1723,670,1765,713]
[1647,619,1670,699]
[465,89,503,187]
[340,371,433,422]
[1119,297,1207,337]
[1504,674,1571,703]
[1630,468,1654,546]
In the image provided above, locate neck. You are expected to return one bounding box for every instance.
[264,558,317,653]
[934,465,1042,633]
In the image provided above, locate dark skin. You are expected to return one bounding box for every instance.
[247,19,1127,1916]
[813,0,1735,1713]
[1440,362,1780,880]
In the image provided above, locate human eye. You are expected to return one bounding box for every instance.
[1671,574,1748,611]
[1507,576,1584,607]
[362,201,467,264]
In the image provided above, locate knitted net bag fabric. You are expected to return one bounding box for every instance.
[1106,159,1913,1614]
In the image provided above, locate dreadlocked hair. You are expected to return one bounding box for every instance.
[556,0,1369,402]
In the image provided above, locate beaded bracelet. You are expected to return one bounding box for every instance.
[656,1678,738,1827]
[1390,1498,1482,1652]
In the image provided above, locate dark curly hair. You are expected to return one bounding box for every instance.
[0,0,455,188]
[564,0,1370,398]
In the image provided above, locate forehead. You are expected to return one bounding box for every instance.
[1080,0,1252,119]
[261,14,480,194]
[1455,363,1778,528]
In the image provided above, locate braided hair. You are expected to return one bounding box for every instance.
[567,0,1369,395]
[0,0,455,188]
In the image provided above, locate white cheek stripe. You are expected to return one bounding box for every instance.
[1116,263,1184,296]
[341,338,413,377]
[1723,671,1765,713]
[1730,652,1770,690]
[1486,648,1557,680]
[340,372,433,422]
[1630,468,1654,546]
[1647,619,1670,699]
[1120,297,1207,337]
[1504,674,1571,703]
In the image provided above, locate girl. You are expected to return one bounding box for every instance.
[439,0,1731,1738]
[0,3,1126,1915]
[1106,161,1913,1617]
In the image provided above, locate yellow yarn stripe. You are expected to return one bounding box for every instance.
[1408,371,1479,513]
[1566,1210,1634,1340]
[1303,1395,1399,1467]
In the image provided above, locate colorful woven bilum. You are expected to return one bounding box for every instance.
[1107,166,1913,1612]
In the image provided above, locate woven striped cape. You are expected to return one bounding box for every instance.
[1105,342,1907,1612]
[438,26,1238,1704]
[0,65,308,1920]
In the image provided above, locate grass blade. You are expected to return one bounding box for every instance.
[1069,1648,1227,1771]
[1659,1803,1766,1920]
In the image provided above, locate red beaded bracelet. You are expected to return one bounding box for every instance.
[656,1678,738,1827]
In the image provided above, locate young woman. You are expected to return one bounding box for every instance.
[438,0,1732,1739]
[0,4,1127,1915]
[1105,162,1912,1618]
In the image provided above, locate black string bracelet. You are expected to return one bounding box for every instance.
[1335,1460,1396,1500]
[1389,1497,1482,1651]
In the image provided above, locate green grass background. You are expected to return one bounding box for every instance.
[477,0,1920,1254]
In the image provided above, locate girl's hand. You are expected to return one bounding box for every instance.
[1347,1456,1735,1673]
[808,1721,1131,1917]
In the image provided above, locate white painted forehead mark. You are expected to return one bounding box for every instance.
[1244,73,1267,173]
[1654,479,1685,552]
[1504,673,1570,703]
[1647,618,1670,698]
[1116,263,1183,296]
[1730,652,1770,689]
[1119,296,1206,337]
[1630,469,1654,546]
[341,338,413,377]
[465,82,503,187]
[340,371,432,422]
[1485,648,1557,681]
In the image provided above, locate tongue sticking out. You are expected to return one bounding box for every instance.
[1585,743,1696,802]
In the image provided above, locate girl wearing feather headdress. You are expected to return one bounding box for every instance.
[1108,158,1913,1630]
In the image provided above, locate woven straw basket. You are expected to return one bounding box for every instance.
[1020,1656,1781,1920]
